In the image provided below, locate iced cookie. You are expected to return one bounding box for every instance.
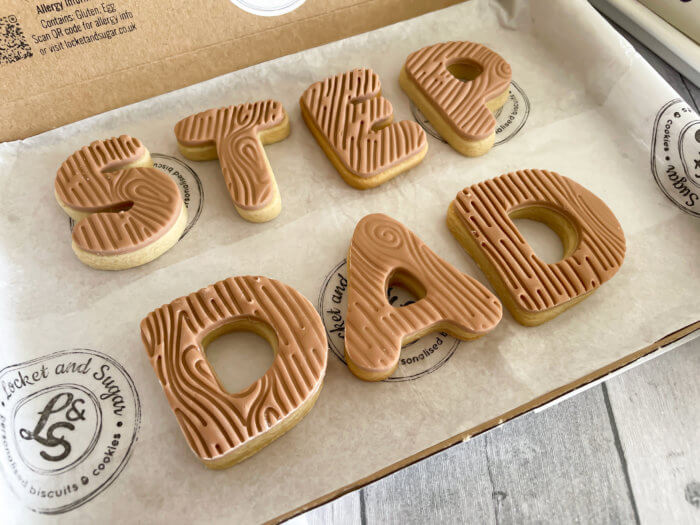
[400,41,512,157]
[174,100,289,222]
[447,169,626,326]
[140,276,328,469]
[344,213,502,381]
[54,135,186,271]
[300,68,428,189]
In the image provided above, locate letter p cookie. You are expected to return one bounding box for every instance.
[400,41,512,157]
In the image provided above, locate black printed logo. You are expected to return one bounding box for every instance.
[17,386,97,468]
[411,80,530,146]
[0,349,140,514]
[650,99,700,216]
[318,260,459,382]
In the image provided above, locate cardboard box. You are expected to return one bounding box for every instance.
[0,0,461,142]
[638,0,700,44]
[1,1,699,523]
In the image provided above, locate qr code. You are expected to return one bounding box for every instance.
[0,15,33,65]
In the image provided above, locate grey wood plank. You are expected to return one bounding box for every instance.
[301,337,699,525]
[606,336,700,525]
[286,491,362,525]
[681,77,700,112]
[483,386,637,525]
[362,436,496,524]
[358,386,635,525]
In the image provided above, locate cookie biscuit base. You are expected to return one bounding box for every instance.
[141,276,328,469]
[399,66,509,157]
[198,319,324,469]
[343,256,491,381]
[55,149,187,271]
[177,113,290,222]
[300,102,428,190]
[446,202,593,326]
[344,213,502,381]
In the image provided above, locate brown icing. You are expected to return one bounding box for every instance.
[300,68,427,178]
[345,213,502,378]
[55,135,183,255]
[404,41,512,140]
[140,276,327,462]
[174,100,287,210]
[451,169,626,313]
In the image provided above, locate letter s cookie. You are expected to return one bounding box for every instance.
[54,136,186,270]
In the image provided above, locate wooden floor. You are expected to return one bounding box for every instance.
[289,336,699,525]
[288,13,700,525]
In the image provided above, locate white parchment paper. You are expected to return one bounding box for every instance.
[1,1,699,523]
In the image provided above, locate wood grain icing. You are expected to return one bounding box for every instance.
[403,41,512,141]
[140,276,328,466]
[449,169,626,320]
[174,100,287,210]
[55,135,183,255]
[345,213,502,381]
[300,68,427,178]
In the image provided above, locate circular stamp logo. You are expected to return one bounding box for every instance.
[651,99,700,217]
[68,153,204,239]
[230,0,306,17]
[318,260,459,382]
[0,349,141,514]
[411,80,530,147]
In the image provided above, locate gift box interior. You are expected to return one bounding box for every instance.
[0,1,698,523]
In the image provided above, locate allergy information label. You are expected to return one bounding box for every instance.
[27,1,138,58]
[0,349,140,514]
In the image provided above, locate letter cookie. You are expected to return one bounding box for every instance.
[400,41,512,157]
[174,100,290,222]
[344,214,502,381]
[300,68,428,189]
[447,169,626,326]
[54,135,186,270]
[140,276,328,468]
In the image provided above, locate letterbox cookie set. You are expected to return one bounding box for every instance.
[54,41,625,468]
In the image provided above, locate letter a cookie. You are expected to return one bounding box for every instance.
[344,213,502,381]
